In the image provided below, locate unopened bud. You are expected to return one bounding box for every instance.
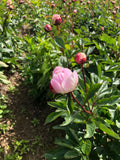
[75,53,87,65]
[44,24,52,32]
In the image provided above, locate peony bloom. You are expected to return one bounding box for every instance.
[44,24,52,32]
[75,53,87,65]
[52,14,62,25]
[50,66,78,94]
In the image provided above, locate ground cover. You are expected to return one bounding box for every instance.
[0,71,62,160]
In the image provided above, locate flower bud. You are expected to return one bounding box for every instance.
[23,15,27,19]
[101,26,104,31]
[111,1,116,4]
[73,9,77,14]
[44,24,52,32]
[72,0,77,2]
[19,0,24,4]
[87,1,90,4]
[51,4,55,8]
[75,53,87,65]
[115,6,119,10]
[52,14,62,25]
[112,10,116,14]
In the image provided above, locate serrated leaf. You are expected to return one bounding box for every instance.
[64,150,80,159]
[55,36,65,49]
[84,122,96,138]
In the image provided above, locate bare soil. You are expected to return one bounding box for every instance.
[0,72,62,160]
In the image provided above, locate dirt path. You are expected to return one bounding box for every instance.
[0,72,61,160]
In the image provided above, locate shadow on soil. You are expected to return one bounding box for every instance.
[0,72,63,160]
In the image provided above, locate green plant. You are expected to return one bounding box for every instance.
[31,118,39,127]
[0,61,10,84]
[8,85,16,93]
[5,139,30,160]
[45,59,120,159]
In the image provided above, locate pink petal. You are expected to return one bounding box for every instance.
[73,70,78,86]
[63,68,72,79]
[62,71,78,93]
[51,78,64,94]
[53,72,64,84]
[53,66,64,77]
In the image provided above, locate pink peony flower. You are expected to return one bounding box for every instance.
[52,14,62,25]
[44,24,52,32]
[50,66,78,94]
[75,53,87,65]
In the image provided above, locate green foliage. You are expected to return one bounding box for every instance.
[0,0,120,159]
